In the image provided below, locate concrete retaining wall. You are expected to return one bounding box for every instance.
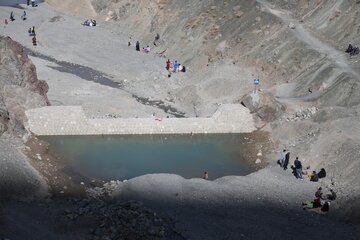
[25,104,256,136]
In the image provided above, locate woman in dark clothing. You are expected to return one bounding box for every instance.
[318,168,326,178]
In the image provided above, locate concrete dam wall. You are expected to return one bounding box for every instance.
[25,105,256,136]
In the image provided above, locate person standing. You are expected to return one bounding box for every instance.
[32,36,37,46]
[128,37,131,47]
[135,41,140,51]
[10,12,15,21]
[279,149,286,167]
[203,171,209,180]
[166,59,171,70]
[294,157,303,179]
[21,11,27,21]
[27,0,30,6]
[283,151,290,170]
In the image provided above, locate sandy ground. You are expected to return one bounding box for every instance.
[1,1,360,240]
[45,0,97,19]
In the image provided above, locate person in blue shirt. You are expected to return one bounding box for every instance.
[173,61,179,72]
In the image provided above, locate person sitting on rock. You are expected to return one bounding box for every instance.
[203,171,209,180]
[351,47,360,56]
[317,168,326,179]
[82,20,89,26]
[173,61,179,72]
[182,65,186,72]
[315,187,323,199]
[310,171,319,182]
[302,197,322,210]
[320,201,330,212]
[145,45,151,53]
[346,44,353,53]
[31,0,38,7]
[326,189,337,201]
[178,64,183,72]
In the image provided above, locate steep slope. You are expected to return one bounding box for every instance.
[0,36,48,201]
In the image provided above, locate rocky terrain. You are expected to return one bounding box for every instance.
[0,0,360,239]
[0,36,49,201]
[54,0,360,220]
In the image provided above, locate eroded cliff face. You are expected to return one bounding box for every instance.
[0,36,49,201]
[0,36,49,136]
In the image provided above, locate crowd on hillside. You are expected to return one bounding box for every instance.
[277,149,336,213]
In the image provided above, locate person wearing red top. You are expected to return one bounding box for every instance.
[32,36,37,46]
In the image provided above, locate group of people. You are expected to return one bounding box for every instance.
[28,26,36,46]
[278,149,326,181]
[129,35,186,78]
[27,0,38,7]
[345,44,359,56]
[82,19,97,27]
[8,10,27,22]
[278,149,333,212]
[130,33,160,50]
[166,59,186,77]
[302,187,337,212]
[134,41,151,53]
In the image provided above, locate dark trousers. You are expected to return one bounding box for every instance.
[283,159,289,170]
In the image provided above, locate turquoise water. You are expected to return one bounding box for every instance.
[42,134,255,181]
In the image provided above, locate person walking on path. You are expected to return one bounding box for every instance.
[135,41,140,51]
[128,37,131,47]
[294,157,303,179]
[4,19,8,27]
[27,0,30,6]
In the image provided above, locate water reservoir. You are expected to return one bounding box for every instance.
[42,134,259,181]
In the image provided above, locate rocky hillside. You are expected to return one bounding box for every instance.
[0,36,49,201]
[0,36,50,136]
[82,0,360,222]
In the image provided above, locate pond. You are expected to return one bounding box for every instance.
[42,134,259,181]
